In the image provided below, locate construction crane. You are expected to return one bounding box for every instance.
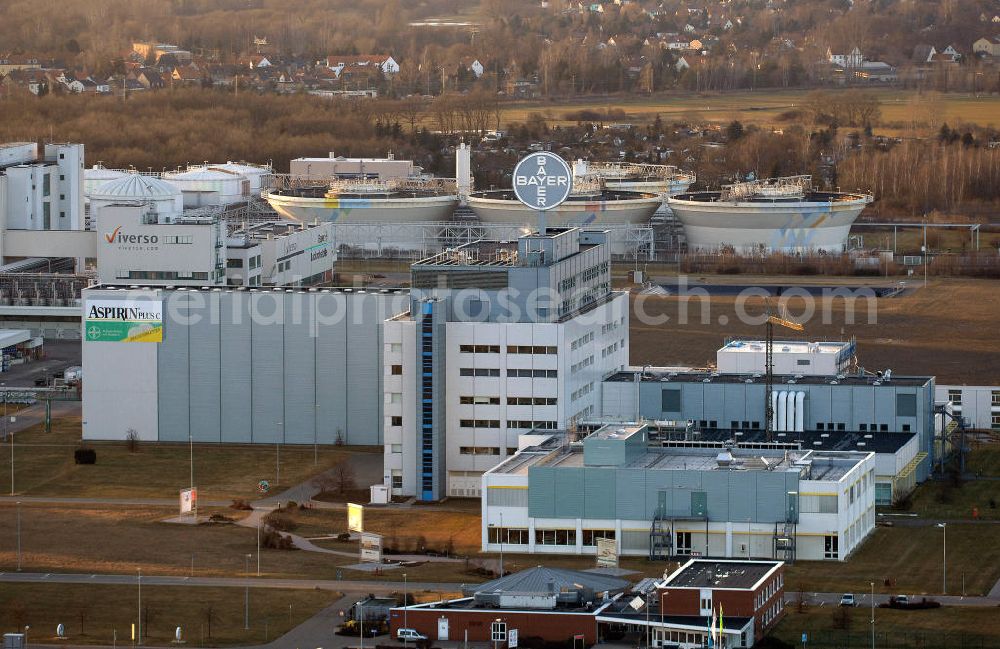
[764,297,804,441]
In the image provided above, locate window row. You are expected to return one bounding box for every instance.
[509,420,558,429]
[460,420,500,429]
[507,397,557,406]
[571,332,594,351]
[459,344,500,354]
[459,446,500,455]
[571,356,594,374]
[459,368,558,378]
[507,345,557,355]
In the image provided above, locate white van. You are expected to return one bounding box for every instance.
[396,629,427,642]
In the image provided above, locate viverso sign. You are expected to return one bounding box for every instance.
[512,152,573,211]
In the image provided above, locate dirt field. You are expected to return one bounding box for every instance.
[500,90,1000,131]
[628,277,1000,384]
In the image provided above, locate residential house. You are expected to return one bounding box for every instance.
[828,46,863,67]
[0,55,42,76]
[171,64,204,85]
[973,37,1000,57]
[326,54,399,77]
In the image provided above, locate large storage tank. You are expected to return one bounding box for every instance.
[89,173,184,221]
[163,167,246,207]
[207,162,272,194]
[84,165,128,199]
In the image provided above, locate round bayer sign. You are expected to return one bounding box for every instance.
[512,152,573,211]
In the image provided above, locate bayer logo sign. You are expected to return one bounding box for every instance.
[512,152,573,211]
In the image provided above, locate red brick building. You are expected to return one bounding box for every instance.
[389,567,630,646]
[596,560,784,648]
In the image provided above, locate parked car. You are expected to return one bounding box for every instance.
[839,593,856,607]
[396,629,427,642]
[895,595,909,606]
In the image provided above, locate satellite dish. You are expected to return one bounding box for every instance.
[56,623,65,638]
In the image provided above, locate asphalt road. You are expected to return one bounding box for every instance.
[6,571,999,649]
[0,571,465,593]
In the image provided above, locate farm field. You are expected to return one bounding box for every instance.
[627,277,1000,385]
[771,605,1000,649]
[500,90,1000,130]
[0,583,334,647]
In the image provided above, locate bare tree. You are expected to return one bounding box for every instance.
[334,462,356,494]
[125,429,139,453]
[203,604,216,639]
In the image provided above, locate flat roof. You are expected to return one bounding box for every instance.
[591,423,646,441]
[719,340,851,354]
[86,285,407,296]
[490,442,869,482]
[653,428,916,454]
[604,369,931,387]
[662,559,782,590]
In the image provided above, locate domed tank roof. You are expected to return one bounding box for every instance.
[90,173,182,200]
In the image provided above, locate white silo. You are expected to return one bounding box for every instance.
[89,173,184,222]
[83,165,128,199]
[208,161,273,194]
[164,167,246,207]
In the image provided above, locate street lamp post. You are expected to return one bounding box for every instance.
[275,421,283,488]
[16,500,21,571]
[498,511,504,577]
[403,572,409,648]
[870,581,875,649]
[244,554,251,630]
[359,599,364,649]
[938,523,947,594]
[137,568,142,646]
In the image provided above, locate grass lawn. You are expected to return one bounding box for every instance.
[0,503,356,580]
[498,90,1000,131]
[901,479,1000,520]
[2,411,371,500]
[967,446,1000,477]
[786,524,1000,597]
[0,583,336,647]
[771,606,1000,648]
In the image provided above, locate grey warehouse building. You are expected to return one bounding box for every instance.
[599,369,936,482]
[82,285,408,445]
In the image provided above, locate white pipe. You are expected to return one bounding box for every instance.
[785,391,795,433]
[777,392,788,432]
[795,391,806,432]
[771,391,780,431]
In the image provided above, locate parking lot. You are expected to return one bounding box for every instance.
[0,338,81,387]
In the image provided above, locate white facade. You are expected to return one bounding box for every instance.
[481,443,877,562]
[0,142,84,233]
[95,203,225,286]
[716,339,855,377]
[226,222,335,287]
[935,385,1000,431]
[383,293,629,498]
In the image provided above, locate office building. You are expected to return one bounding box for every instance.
[481,423,877,562]
[225,221,335,287]
[382,228,629,501]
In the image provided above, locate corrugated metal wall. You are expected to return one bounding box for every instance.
[155,290,404,445]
